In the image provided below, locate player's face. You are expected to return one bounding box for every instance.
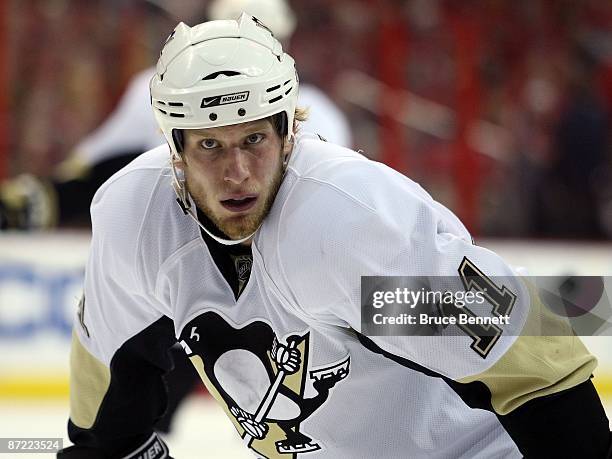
[180,119,289,240]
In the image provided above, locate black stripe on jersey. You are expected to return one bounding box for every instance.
[355,332,495,410]
[66,316,177,458]
[355,332,612,458]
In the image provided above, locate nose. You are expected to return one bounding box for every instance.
[223,147,250,184]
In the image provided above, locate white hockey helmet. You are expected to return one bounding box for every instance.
[207,0,297,42]
[150,13,299,157]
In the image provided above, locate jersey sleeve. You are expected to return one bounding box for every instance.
[59,172,177,459]
[279,158,611,457]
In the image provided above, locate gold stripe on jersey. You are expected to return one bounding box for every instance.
[69,330,111,428]
[189,355,245,435]
[457,278,597,415]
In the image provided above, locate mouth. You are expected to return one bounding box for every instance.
[220,195,258,213]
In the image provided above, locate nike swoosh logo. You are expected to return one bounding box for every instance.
[202,98,219,106]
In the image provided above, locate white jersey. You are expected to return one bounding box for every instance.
[70,134,596,458]
[74,68,351,167]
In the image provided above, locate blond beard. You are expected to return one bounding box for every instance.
[186,158,284,240]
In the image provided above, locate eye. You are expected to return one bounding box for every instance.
[245,133,264,145]
[200,138,219,149]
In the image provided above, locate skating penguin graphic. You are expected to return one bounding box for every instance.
[178,311,350,458]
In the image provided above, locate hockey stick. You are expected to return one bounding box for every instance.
[243,339,298,447]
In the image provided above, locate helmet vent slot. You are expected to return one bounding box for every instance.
[202,71,241,80]
[168,102,183,107]
[266,84,281,93]
[157,108,168,115]
[284,87,292,95]
[269,95,283,104]
[283,80,291,86]
[169,113,185,118]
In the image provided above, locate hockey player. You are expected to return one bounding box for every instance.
[58,14,611,459]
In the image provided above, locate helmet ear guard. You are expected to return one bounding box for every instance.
[277,111,288,138]
[171,129,184,154]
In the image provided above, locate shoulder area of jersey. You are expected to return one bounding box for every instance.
[271,134,378,219]
[288,132,413,196]
[276,133,437,230]
[91,145,173,214]
[288,131,365,176]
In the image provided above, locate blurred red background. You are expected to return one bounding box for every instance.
[1,0,611,239]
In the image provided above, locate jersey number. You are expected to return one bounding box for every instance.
[439,257,517,358]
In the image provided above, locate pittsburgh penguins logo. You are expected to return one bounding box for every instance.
[179,311,350,458]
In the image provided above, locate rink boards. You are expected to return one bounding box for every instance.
[0,232,611,399]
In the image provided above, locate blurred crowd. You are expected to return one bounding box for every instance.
[1,0,611,239]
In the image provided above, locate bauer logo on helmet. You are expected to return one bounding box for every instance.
[201,91,250,108]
